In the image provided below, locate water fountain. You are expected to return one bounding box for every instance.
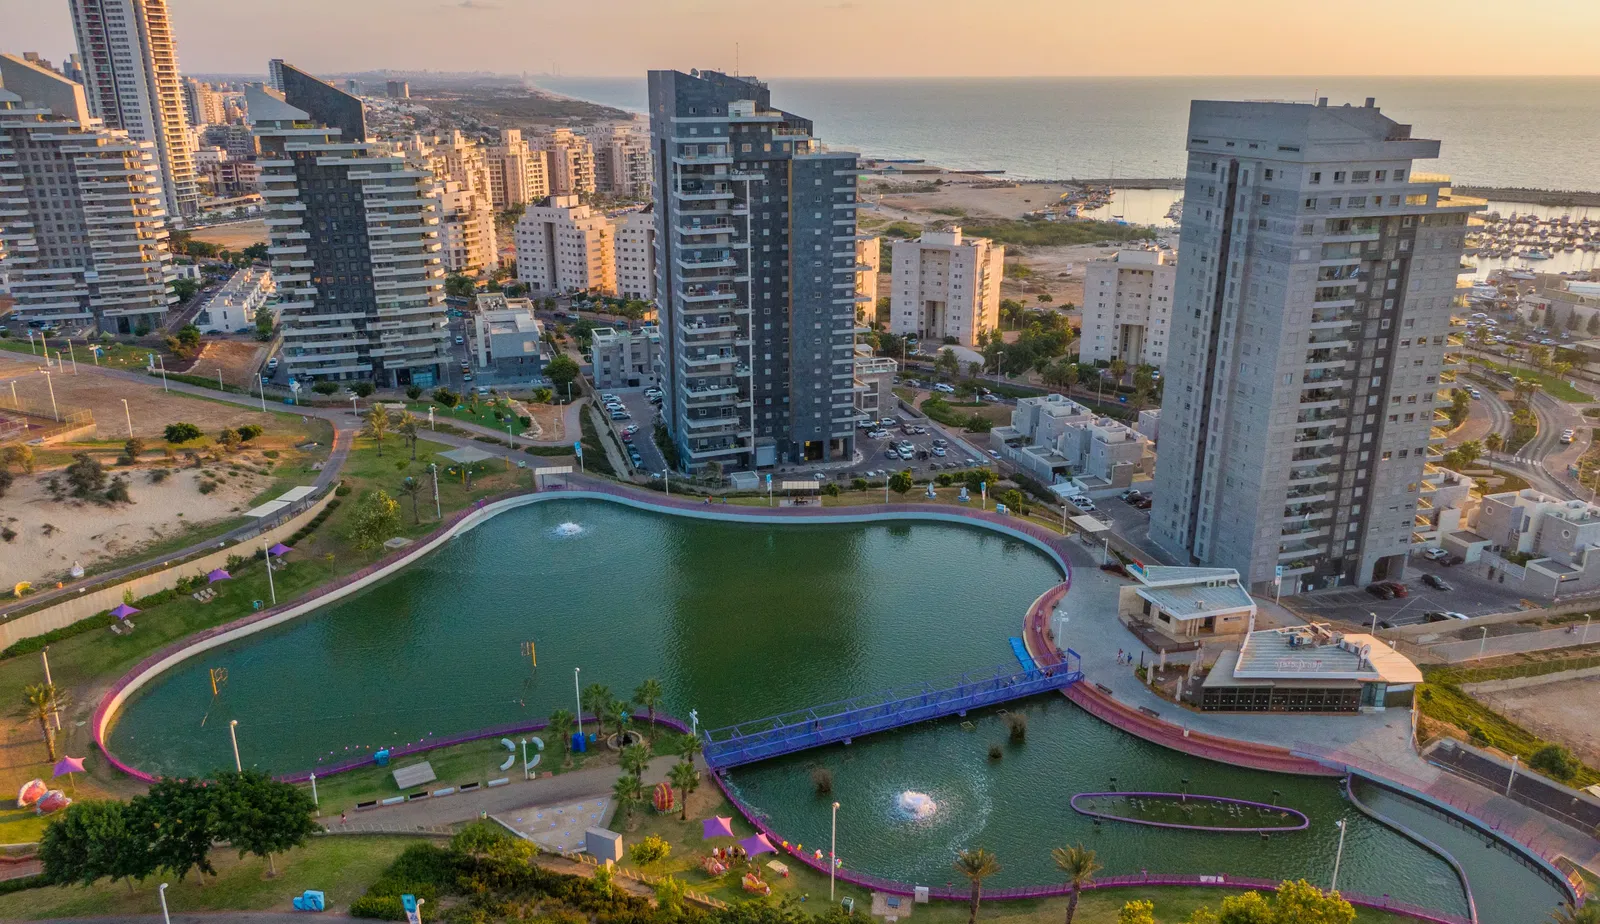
[896,791,937,820]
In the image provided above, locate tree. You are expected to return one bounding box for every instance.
[968,360,984,379]
[65,452,107,498]
[1528,345,1552,371]
[670,759,699,821]
[163,422,202,444]
[405,385,423,401]
[211,769,317,876]
[1588,314,1600,337]
[396,411,421,461]
[1530,742,1580,781]
[217,427,242,453]
[3,444,35,473]
[1108,358,1128,383]
[242,242,270,262]
[611,773,644,826]
[119,438,146,465]
[38,800,154,890]
[1116,901,1156,924]
[1270,879,1354,924]
[1052,844,1102,924]
[348,490,401,551]
[1568,311,1583,331]
[20,683,64,763]
[1453,439,1483,469]
[547,709,577,764]
[432,387,460,409]
[253,305,274,341]
[938,348,960,377]
[363,404,392,456]
[311,381,340,396]
[350,381,376,399]
[0,469,11,500]
[140,777,217,881]
[170,278,200,303]
[620,741,652,778]
[546,353,580,391]
[953,848,1001,924]
[582,683,613,724]
[607,698,635,742]
[399,476,425,524]
[238,424,263,442]
[1486,432,1505,453]
[677,732,703,764]
[633,678,664,738]
[1214,890,1273,924]
[1549,901,1600,924]
[444,274,477,300]
[889,469,914,495]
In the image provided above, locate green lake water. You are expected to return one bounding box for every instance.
[108,499,1560,920]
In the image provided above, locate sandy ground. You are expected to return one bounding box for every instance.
[864,177,1078,221]
[0,354,290,439]
[0,462,272,588]
[188,219,268,251]
[188,338,268,389]
[1476,677,1600,767]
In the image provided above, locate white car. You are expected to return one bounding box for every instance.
[868,428,889,439]
[1421,547,1449,561]
[1069,497,1096,512]
[931,445,946,457]
[933,383,957,394]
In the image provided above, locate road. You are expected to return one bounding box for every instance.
[1428,621,1600,662]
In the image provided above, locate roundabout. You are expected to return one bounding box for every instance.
[92,487,1575,923]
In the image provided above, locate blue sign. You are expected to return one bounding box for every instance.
[573,441,583,458]
[765,473,772,484]
[401,893,421,924]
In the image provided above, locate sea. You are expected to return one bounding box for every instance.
[540,75,1600,279]
[538,75,1600,191]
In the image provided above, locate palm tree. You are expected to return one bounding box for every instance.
[953,848,1001,924]
[606,698,633,742]
[1548,902,1600,924]
[1051,845,1103,924]
[670,759,700,821]
[20,683,64,762]
[1485,432,1505,453]
[363,404,392,456]
[633,678,664,739]
[581,683,612,726]
[547,708,576,765]
[1454,440,1484,468]
[678,732,704,764]
[1107,358,1128,384]
[396,412,421,461]
[398,476,424,524]
[620,742,653,778]
[611,773,644,826]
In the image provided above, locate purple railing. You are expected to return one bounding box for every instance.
[1069,791,1310,833]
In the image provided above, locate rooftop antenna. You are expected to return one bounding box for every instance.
[735,42,740,78]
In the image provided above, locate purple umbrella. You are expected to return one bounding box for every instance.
[739,833,776,856]
[52,756,85,777]
[108,603,139,620]
[268,543,292,557]
[206,568,231,584]
[702,815,735,840]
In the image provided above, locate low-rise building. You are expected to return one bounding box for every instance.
[1080,249,1175,367]
[1118,565,1255,642]
[590,325,658,390]
[989,393,1150,487]
[1200,624,1421,713]
[194,266,274,333]
[1413,465,1475,552]
[1471,489,1600,596]
[470,294,548,380]
[889,224,1003,347]
[515,195,615,296]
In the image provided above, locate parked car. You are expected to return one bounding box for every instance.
[1421,547,1449,561]
[1561,429,1576,444]
[931,445,947,457]
[1365,583,1395,600]
[885,448,900,459]
[1442,554,1465,567]
[1120,489,1144,503]
[1133,497,1153,510]
[1381,581,1409,598]
[1424,610,1469,622]
[933,383,957,394]
[1421,573,1452,591]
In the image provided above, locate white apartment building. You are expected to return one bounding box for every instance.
[433,181,498,275]
[69,0,199,221]
[250,85,450,386]
[989,393,1149,487]
[470,294,548,378]
[588,123,652,199]
[1081,249,1175,367]
[515,195,615,296]
[182,77,223,128]
[194,265,274,333]
[484,129,548,210]
[1149,98,1482,594]
[531,128,595,198]
[857,235,881,323]
[889,224,1003,347]
[0,55,175,334]
[590,326,659,390]
[614,209,655,301]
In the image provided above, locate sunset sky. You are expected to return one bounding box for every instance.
[4,0,1599,78]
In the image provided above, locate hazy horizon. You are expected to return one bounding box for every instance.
[4,0,1598,79]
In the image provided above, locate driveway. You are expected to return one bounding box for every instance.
[599,388,663,475]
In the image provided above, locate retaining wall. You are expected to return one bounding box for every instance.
[0,487,337,649]
[1461,665,1600,694]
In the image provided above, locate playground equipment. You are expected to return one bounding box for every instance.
[15,779,45,808]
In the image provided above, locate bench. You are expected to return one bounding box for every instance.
[1138,706,1161,719]
[1094,683,1114,695]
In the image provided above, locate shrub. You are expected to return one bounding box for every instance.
[263,449,280,459]
[164,422,202,443]
[821,482,841,497]
[811,767,834,793]
[852,478,868,491]
[237,424,263,442]
[988,743,1003,760]
[1530,743,1580,781]
[335,484,352,497]
[1005,712,1028,741]
[198,480,217,495]
[628,834,671,866]
[104,476,131,504]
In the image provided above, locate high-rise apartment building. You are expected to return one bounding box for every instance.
[0,54,174,333]
[614,208,655,301]
[855,235,880,323]
[1149,99,1482,594]
[589,123,652,199]
[532,128,595,198]
[267,58,284,92]
[68,0,199,221]
[248,84,449,386]
[484,129,548,209]
[514,195,614,295]
[1080,249,1175,367]
[61,55,86,85]
[182,77,223,127]
[401,131,498,274]
[386,80,409,100]
[888,224,1003,347]
[648,69,861,471]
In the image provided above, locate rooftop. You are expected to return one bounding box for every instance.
[1230,625,1421,684]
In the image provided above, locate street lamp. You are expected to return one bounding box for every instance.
[228,719,242,772]
[122,398,133,437]
[257,374,267,412]
[573,667,584,742]
[1477,626,1490,659]
[1506,754,1520,796]
[67,341,77,374]
[263,538,276,606]
[38,370,59,421]
[1584,613,1593,645]
[158,882,171,924]
[1330,818,1347,892]
[830,801,841,901]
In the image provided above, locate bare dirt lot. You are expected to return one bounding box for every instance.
[866,178,1078,221]
[188,219,268,251]
[1476,677,1600,767]
[1,458,276,588]
[187,338,269,389]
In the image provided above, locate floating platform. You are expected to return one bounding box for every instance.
[1070,791,1309,833]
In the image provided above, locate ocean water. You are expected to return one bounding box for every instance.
[540,76,1600,190]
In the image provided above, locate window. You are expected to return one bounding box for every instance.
[1310,172,1321,184]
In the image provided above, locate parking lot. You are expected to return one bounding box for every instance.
[1290,554,1538,628]
[599,387,665,476]
[850,416,987,480]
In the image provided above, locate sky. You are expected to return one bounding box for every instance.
[5,0,1599,79]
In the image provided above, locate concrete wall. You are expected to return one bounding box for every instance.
[0,489,336,649]
[1461,664,1600,694]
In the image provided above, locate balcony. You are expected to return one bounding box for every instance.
[676,222,735,236]
[681,285,738,303]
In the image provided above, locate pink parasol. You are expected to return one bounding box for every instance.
[206,568,231,583]
[52,756,85,777]
[268,543,292,556]
[739,833,776,856]
[702,815,735,839]
[109,603,139,620]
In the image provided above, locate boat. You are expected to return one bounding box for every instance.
[1525,250,1552,260]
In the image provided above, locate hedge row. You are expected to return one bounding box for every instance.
[285,498,341,547]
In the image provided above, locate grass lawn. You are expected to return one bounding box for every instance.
[1416,680,1600,788]
[0,337,165,372]
[1469,358,1593,403]
[0,835,421,919]
[407,397,532,436]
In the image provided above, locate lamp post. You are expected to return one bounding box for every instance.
[228,719,242,772]
[1369,611,1379,633]
[1584,613,1593,645]
[67,341,77,374]
[1506,754,1520,796]
[830,800,840,900]
[156,356,168,391]
[429,463,440,519]
[158,883,171,924]
[122,398,133,437]
[217,367,224,391]
[573,667,584,741]
[1478,625,1490,659]
[309,772,319,814]
[257,374,267,412]
[39,370,59,421]
[41,648,60,730]
[263,538,276,606]
[1330,818,1347,892]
